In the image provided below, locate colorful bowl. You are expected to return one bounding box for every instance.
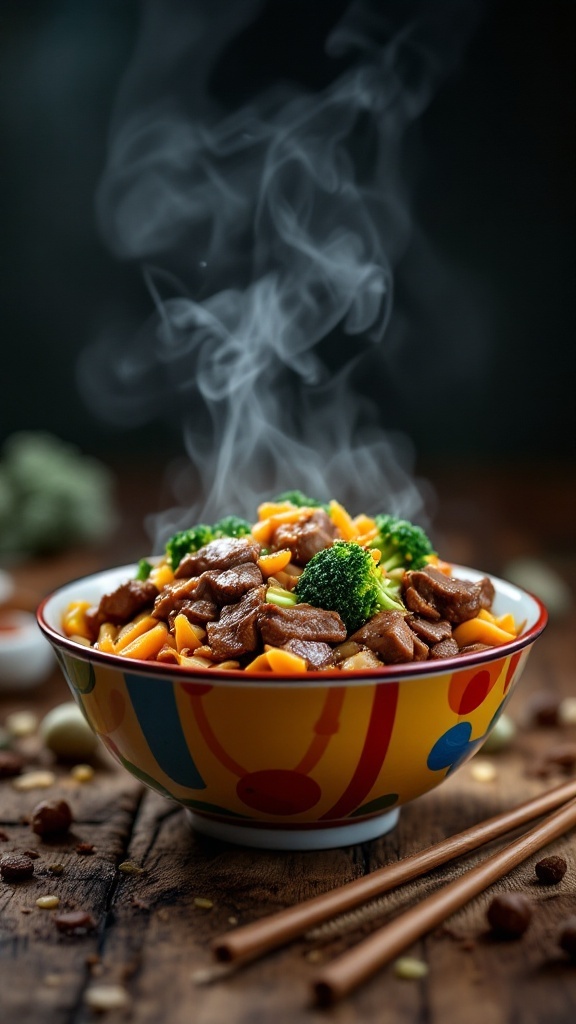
[37,565,547,850]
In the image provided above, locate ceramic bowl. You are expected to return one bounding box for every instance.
[0,607,55,691]
[37,565,547,850]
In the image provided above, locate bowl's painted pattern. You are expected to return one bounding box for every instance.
[54,644,528,831]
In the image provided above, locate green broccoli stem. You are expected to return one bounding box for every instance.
[376,579,406,613]
[266,586,298,608]
[380,550,405,573]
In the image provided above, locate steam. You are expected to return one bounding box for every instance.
[79,0,482,547]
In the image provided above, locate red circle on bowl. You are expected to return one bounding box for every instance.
[236,769,321,815]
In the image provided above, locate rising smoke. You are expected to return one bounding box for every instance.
[78,0,483,547]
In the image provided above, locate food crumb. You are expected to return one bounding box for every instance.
[305,949,323,963]
[193,897,214,910]
[469,759,498,783]
[393,957,429,980]
[227,916,238,926]
[70,763,95,783]
[534,855,567,885]
[84,984,131,1012]
[13,770,56,791]
[48,863,65,875]
[75,842,96,856]
[487,893,532,937]
[118,860,145,875]
[36,895,60,910]
[5,711,38,738]
[558,697,576,727]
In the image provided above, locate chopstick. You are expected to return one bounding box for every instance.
[312,795,576,1006]
[211,779,576,966]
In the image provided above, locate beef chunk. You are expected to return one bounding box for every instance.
[402,566,495,624]
[170,599,218,626]
[349,610,416,663]
[174,536,260,577]
[206,587,266,658]
[152,577,202,621]
[203,563,263,604]
[282,639,335,670]
[407,615,453,645]
[258,603,347,646]
[91,579,158,629]
[271,509,338,566]
[430,638,460,659]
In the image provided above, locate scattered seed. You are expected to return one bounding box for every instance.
[0,750,25,779]
[22,848,40,859]
[48,863,65,875]
[54,910,96,934]
[526,692,562,728]
[306,949,324,963]
[31,799,73,837]
[13,770,56,791]
[487,893,532,937]
[0,853,35,881]
[5,711,38,738]
[558,697,576,727]
[469,759,498,783]
[36,895,60,910]
[70,763,95,783]
[558,917,576,960]
[227,916,238,926]
[534,856,568,885]
[75,842,95,856]
[118,860,145,875]
[84,984,130,1012]
[393,957,429,980]
[481,714,516,754]
[43,973,62,987]
[193,897,214,910]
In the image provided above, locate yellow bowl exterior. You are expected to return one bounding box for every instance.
[56,645,528,831]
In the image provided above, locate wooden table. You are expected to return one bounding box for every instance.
[1,462,575,1024]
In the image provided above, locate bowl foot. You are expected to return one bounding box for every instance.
[185,808,400,850]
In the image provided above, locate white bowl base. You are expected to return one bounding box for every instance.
[186,808,400,850]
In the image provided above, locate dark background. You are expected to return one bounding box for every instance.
[1,0,574,466]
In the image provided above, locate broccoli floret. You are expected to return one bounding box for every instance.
[212,515,252,538]
[294,540,405,634]
[135,558,153,581]
[273,490,324,508]
[165,524,214,569]
[370,515,435,576]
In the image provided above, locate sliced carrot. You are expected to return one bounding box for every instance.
[149,562,174,589]
[251,508,311,546]
[173,613,203,653]
[256,501,297,519]
[353,513,377,534]
[62,601,93,639]
[257,548,292,577]
[115,615,159,652]
[264,646,308,674]
[118,622,168,660]
[452,617,516,648]
[328,499,358,540]
[95,635,116,654]
[495,612,518,635]
[157,644,181,663]
[244,651,273,673]
[478,608,497,623]
[425,554,452,575]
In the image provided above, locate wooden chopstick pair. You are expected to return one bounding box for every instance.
[210,779,576,1005]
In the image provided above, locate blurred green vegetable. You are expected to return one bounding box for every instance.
[0,432,116,557]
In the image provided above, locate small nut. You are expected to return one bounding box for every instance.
[0,750,25,779]
[558,916,576,960]
[84,984,130,1011]
[486,893,532,938]
[0,853,35,882]
[54,910,96,934]
[469,759,498,783]
[12,770,56,791]
[534,855,567,885]
[31,799,73,837]
[36,895,60,910]
[5,711,38,738]
[393,957,429,979]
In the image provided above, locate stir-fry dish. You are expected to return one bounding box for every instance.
[62,492,521,673]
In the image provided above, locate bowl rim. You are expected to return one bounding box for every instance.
[36,562,548,687]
